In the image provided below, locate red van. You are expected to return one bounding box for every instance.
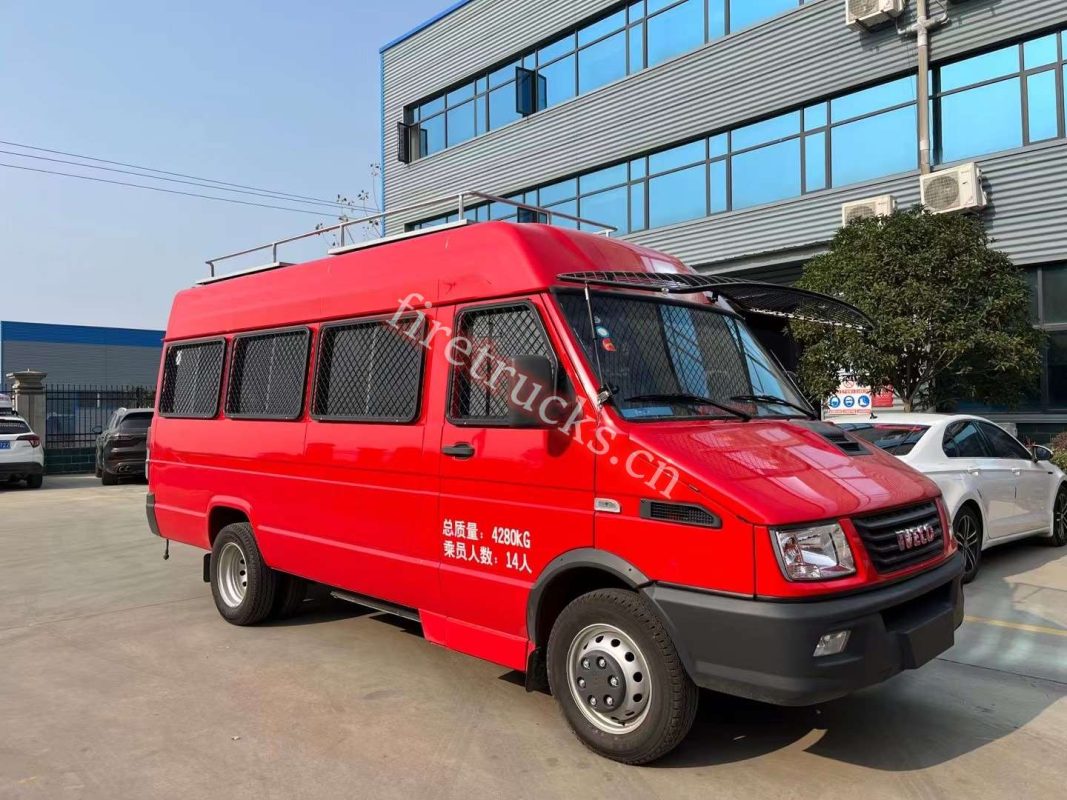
[147,221,963,764]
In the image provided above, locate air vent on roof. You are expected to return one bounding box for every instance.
[842,195,896,226]
[921,163,988,214]
[640,500,722,529]
[846,0,905,30]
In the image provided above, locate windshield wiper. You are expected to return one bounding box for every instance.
[730,394,816,420]
[625,393,752,422]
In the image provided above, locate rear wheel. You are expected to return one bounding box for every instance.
[101,470,118,486]
[210,523,277,626]
[1051,487,1067,547]
[546,589,698,765]
[25,474,42,489]
[953,506,983,584]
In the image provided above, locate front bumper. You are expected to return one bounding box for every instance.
[0,460,44,478]
[643,552,964,707]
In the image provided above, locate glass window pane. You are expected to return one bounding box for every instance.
[710,160,727,213]
[580,163,629,193]
[1024,34,1058,70]
[475,95,487,135]
[476,76,488,94]
[1051,332,1067,409]
[941,78,1022,162]
[539,34,575,65]
[709,0,726,38]
[629,24,645,73]
[710,132,728,158]
[578,31,627,93]
[539,178,578,206]
[631,158,647,179]
[580,186,629,233]
[1024,269,1039,323]
[804,103,828,130]
[648,163,707,228]
[649,140,705,174]
[647,0,674,11]
[1027,70,1058,143]
[629,0,646,23]
[733,111,801,151]
[420,114,445,156]
[578,9,626,46]
[831,76,917,123]
[545,199,579,229]
[630,182,646,231]
[940,44,1020,92]
[729,0,797,33]
[832,105,917,186]
[446,83,474,107]
[1045,266,1067,324]
[647,0,705,68]
[420,96,445,118]
[489,61,519,89]
[488,83,521,129]
[731,139,801,209]
[540,54,577,106]
[805,132,826,191]
[446,101,476,147]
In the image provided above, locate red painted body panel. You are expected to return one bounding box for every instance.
[150,222,952,673]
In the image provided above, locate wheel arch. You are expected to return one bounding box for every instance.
[207,498,254,546]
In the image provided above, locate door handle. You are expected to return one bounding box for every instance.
[969,468,981,476]
[442,442,476,459]
[1012,468,1022,476]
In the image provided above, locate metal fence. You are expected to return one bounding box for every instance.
[44,384,155,449]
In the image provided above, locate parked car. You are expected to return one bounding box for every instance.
[148,222,964,764]
[94,408,153,485]
[0,415,44,488]
[835,413,1067,582]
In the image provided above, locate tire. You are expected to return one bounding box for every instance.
[546,589,698,765]
[101,470,118,486]
[25,474,43,489]
[1051,487,1067,547]
[210,522,277,626]
[953,505,983,584]
[271,574,309,620]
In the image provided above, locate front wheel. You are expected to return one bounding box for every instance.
[546,589,698,765]
[1051,487,1067,547]
[953,506,983,584]
[210,523,277,626]
[25,474,42,489]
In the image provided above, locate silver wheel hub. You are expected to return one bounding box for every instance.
[566,624,651,734]
[954,513,979,571]
[217,541,248,608]
[1056,492,1067,538]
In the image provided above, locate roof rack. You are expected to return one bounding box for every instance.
[203,190,618,280]
[559,271,873,331]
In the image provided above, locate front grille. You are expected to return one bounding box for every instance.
[852,502,944,573]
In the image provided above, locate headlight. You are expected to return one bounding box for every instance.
[771,523,856,581]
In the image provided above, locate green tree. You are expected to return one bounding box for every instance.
[795,208,1043,412]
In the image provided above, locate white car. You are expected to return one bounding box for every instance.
[834,413,1066,582]
[0,415,44,489]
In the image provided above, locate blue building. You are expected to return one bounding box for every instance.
[0,321,164,387]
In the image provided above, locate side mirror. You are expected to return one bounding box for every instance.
[91,425,103,435]
[506,355,556,428]
[1031,445,1054,462]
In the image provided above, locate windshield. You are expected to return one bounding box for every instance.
[118,413,153,432]
[838,423,929,455]
[557,292,809,421]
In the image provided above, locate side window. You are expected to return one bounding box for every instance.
[449,303,555,423]
[313,318,426,423]
[977,421,1032,460]
[942,421,988,459]
[225,329,310,420]
[159,339,225,418]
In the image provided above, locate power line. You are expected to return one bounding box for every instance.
[0,148,377,213]
[0,139,378,212]
[0,161,342,217]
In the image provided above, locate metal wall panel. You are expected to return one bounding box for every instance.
[1,342,162,386]
[383,0,1067,234]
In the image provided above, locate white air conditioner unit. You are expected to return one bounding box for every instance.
[846,0,906,30]
[920,163,988,214]
[842,195,897,226]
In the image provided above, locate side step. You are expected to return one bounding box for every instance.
[330,590,420,622]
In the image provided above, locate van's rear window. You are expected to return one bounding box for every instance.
[314,319,425,422]
[226,329,309,419]
[159,340,225,418]
[837,423,930,456]
[0,420,30,434]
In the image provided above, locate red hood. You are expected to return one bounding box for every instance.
[629,418,941,526]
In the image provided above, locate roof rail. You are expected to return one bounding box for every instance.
[203,190,618,279]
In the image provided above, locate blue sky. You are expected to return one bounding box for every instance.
[0,0,448,330]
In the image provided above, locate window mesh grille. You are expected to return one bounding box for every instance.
[314,319,425,422]
[450,305,553,421]
[226,330,309,419]
[159,340,224,418]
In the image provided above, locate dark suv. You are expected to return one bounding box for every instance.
[95,408,153,485]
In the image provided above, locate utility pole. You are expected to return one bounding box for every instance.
[904,0,950,174]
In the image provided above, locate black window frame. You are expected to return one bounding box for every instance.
[224,326,311,422]
[158,336,227,420]
[445,299,559,428]
[311,314,428,425]
[975,419,1033,461]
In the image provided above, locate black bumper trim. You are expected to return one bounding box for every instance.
[643,552,964,707]
[0,461,44,477]
[146,493,162,538]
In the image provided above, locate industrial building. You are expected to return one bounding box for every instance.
[380,0,1067,441]
[0,321,163,387]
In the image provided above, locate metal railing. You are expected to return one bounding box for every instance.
[204,190,619,278]
[44,384,155,450]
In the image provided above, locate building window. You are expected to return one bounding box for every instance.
[936,32,1065,164]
